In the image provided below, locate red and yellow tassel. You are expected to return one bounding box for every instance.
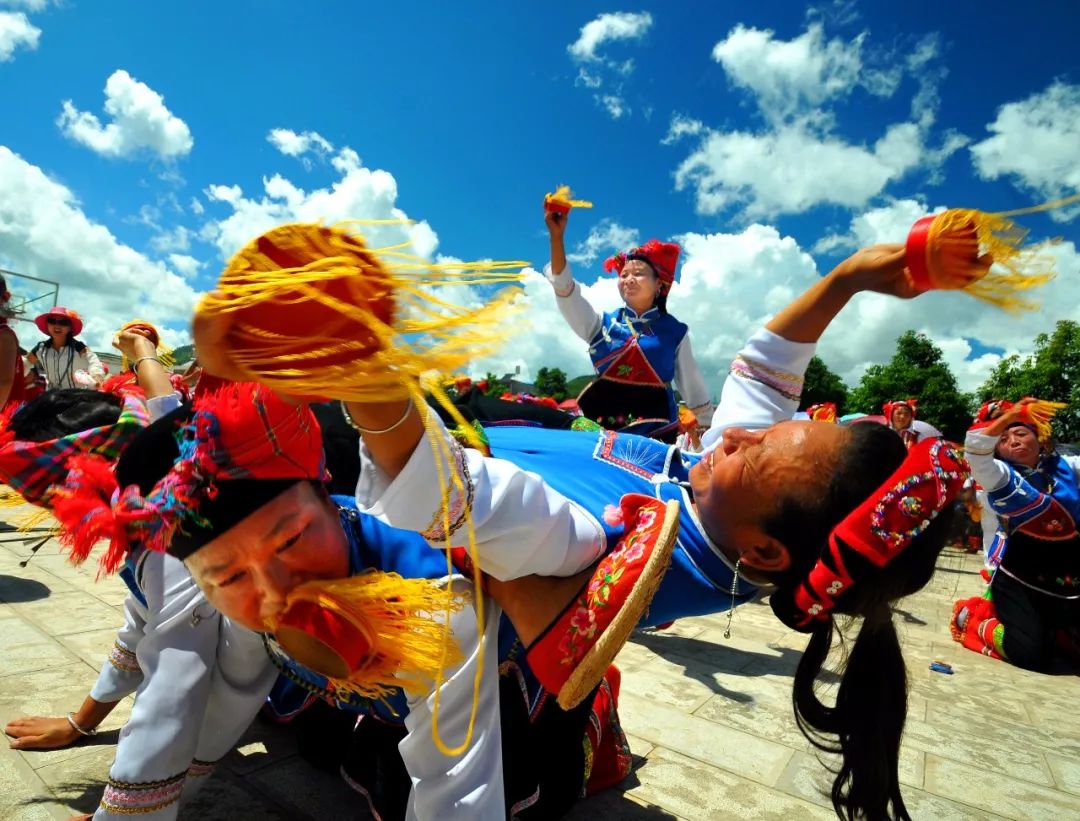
[544,184,593,215]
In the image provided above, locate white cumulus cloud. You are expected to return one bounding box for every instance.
[0,146,199,350]
[568,11,653,61]
[567,11,653,121]
[0,11,38,61]
[267,128,333,159]
[567,219,640,265]
[57,69,193,160]
[970,81,1080,222]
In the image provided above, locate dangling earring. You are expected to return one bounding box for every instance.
[724,556,742,639]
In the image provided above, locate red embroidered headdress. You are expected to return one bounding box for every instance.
[603,240,681,296]
[773,438,969,632]
[882,399,918,423]
[50,383,327,574]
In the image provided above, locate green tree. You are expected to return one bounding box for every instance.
[171,344,195,365]
[799,356,849,413]
[977,320,1080,442]
[848,331,973,440]
[480,371,508,397]
[534,366,570,400]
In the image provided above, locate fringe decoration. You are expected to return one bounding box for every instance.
[1020,399,1067,443]
[196,221,528,757]
[270,572,468,701]
[544,185,593,213]
[912,192,1080,311]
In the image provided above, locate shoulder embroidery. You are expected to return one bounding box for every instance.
[593,430,659,480]
[729,354,803,402]
[421,440,475,542]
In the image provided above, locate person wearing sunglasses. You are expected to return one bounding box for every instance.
[27,306,105,390]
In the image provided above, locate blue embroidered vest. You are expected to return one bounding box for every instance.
[486,426,757,624]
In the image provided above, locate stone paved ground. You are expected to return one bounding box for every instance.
[2,515,1079,820]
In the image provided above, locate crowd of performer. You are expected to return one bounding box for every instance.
[0,203,1075,821]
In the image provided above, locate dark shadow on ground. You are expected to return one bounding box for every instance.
[0,574,51,603]
[22,779,103,815]
[892,607,928,625]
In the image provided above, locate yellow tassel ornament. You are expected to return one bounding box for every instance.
[544,184,593,215]
[117,320,176,370]
[905,193,1080,311]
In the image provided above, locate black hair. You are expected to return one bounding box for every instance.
[762,423,955,821]
[9,388,121,442]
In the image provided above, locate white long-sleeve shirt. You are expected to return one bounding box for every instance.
[544,262,713,423]
[90,392,276,820]
[31,341,105,389]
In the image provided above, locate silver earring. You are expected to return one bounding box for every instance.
[724,557,742,639]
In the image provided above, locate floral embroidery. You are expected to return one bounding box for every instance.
[100,770,185,815]
[557,501,657,667]
[826,580,843,595]
[421,440,475,542]
[729,355,803,402]
[107,641,140,675]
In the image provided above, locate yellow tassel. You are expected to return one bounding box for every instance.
[271,572,467,701]
[117,320,177,370]
[923,209,1055,311]
[912,192,1080,312]
[545,184,593,211]
[1023,399,1067,443]
[198,221,524,754]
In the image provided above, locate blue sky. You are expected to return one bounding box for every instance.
[1,1,1078,397]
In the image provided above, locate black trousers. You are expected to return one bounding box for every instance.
[992,570,1080,672]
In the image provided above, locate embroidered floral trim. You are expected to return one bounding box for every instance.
[100,770,185,815]
[107,641,140,675]
[729,355,803,402]
[593,430,656,480]
[557,505,658,666]
[421,440,474,542]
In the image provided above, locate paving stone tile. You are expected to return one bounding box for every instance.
[0,662,101,719]
[618,692,795,786]
[0,615,81,677]
[904,716,1054,787]
[774,751,1000,820]
[55,628,118,672]
[625,733,655,759]
[566,784,686,820]
[924,754,1080,818]
[624,746,833,820]
[1048,752,1080,797]
[924,702,1080,762]
[620,663,716,713]
[0,742,69,821]
[247,757,375,820]
[10,592,125,637]
[220,717,299,776]
[182,770,297,820]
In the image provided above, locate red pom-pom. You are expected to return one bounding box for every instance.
[50,454,128,574]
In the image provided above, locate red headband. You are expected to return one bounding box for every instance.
[787,438,969,631]
[603,239,681,296]
[883,399,918,420]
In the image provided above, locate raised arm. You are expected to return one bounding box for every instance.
[702,244,916,450]
[673,335,712,423]
[544,207,603,343]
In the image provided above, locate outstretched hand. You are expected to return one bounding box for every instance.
[5,715,81,750]
[544,207,568,241]
[833,244,920,300]
[111,328,157,362]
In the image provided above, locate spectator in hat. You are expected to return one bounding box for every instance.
[27,306,105,390]
[0,274,23,411]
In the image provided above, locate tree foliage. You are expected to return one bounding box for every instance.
[977,320,1080,443]
[480,371,508,397]
[848,331,973,440]
[534,366,570,401]
[799,356,849,413]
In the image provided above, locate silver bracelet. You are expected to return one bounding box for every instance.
[130,355,161,373]
[340,399,414,435]
[66,712,97,737]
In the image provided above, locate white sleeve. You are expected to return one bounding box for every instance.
[146,391,183,422]
[89,593,148,703]
[401,584,504,821]
[964,430,1012,493]
[673,335,712,422]
[1062,454,1080,484]
[544,261,603,343]
[356,416,604,581]
[700,328,816,452]
[84,348,106,382]
[912,419,943,439]
[95,553,219,821]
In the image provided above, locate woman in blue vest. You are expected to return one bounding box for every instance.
[544,207,711,440]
